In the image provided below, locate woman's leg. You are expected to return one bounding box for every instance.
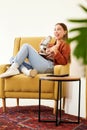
[10,57,37,77]
[19,64,37,77]
[0,43,54,78]
[11,43,54,73]
[13,43,54,73]
[10,56,33,70]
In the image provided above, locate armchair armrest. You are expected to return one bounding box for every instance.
[54,65,62,75]
[0,64,10,98]
[54,63,70,75]
[0,64,10,74]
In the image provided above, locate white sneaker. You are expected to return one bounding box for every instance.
[0,67,20,78]
[28,69,37,78]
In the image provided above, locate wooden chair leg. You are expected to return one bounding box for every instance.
[2,98,6,112]
[53,100,57,114]
[17,98,19,106]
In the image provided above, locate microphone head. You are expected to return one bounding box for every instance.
[40,35,52,52]
[48,35,52,39]
[41,35,52,45]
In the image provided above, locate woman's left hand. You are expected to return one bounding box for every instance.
[45,47,55,60]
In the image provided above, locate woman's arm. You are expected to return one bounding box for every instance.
[54,43,70,65]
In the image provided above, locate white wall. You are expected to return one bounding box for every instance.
[0,0,86,64]
[0,0,87,117]
[65,77,86,118]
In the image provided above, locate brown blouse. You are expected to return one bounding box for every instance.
[46,41,71,65]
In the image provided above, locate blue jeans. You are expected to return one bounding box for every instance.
[10,44,54,73]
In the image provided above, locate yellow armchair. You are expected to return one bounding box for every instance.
[0,37,70,112]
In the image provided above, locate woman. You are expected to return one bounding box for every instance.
[0,23,70,78]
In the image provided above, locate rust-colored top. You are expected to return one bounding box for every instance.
[46,41,70,65]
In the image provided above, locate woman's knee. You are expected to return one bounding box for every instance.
[22,43,31,48]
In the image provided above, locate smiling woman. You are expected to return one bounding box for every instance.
[0,23,70,78]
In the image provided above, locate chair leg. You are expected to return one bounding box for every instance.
[2,98,6,112]
[53,100,57,114]
[17,98,19,106]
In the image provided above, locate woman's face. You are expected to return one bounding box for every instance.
[54,24,66,40]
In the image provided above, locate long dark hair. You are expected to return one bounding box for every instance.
[55,23,68,40]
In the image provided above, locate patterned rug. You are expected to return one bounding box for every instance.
[73,123,87,130]
[0,105,87,130]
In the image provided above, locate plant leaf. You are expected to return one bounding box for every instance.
[68,19,87,23]
[68,28,87,64]
[79,4,87,13]
[67,2,87,65]
[69,27,87,32]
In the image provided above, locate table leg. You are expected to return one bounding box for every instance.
[56,81,62,125]
[59,81,62,122]
[58,79,81,124]
[38,79,41,122]
[56,81,61,126]
[38,79,57,124]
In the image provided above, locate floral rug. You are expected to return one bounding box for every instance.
[0,105,87,130]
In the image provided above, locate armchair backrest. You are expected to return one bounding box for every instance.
[13,37,55,56]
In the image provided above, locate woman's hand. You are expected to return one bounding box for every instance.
[45,47,54,60]
[45,44,59,60]
[46,45,58,55]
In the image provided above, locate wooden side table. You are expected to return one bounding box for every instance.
[38,76,81,126]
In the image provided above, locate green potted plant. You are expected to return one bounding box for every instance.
[67,3,87,118]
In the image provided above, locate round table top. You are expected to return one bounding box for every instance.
[39,76,81,81]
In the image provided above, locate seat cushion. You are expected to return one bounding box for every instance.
[4,74,54,93]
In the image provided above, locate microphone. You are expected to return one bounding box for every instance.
[41,36,52,46]
[40,36,52,52]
